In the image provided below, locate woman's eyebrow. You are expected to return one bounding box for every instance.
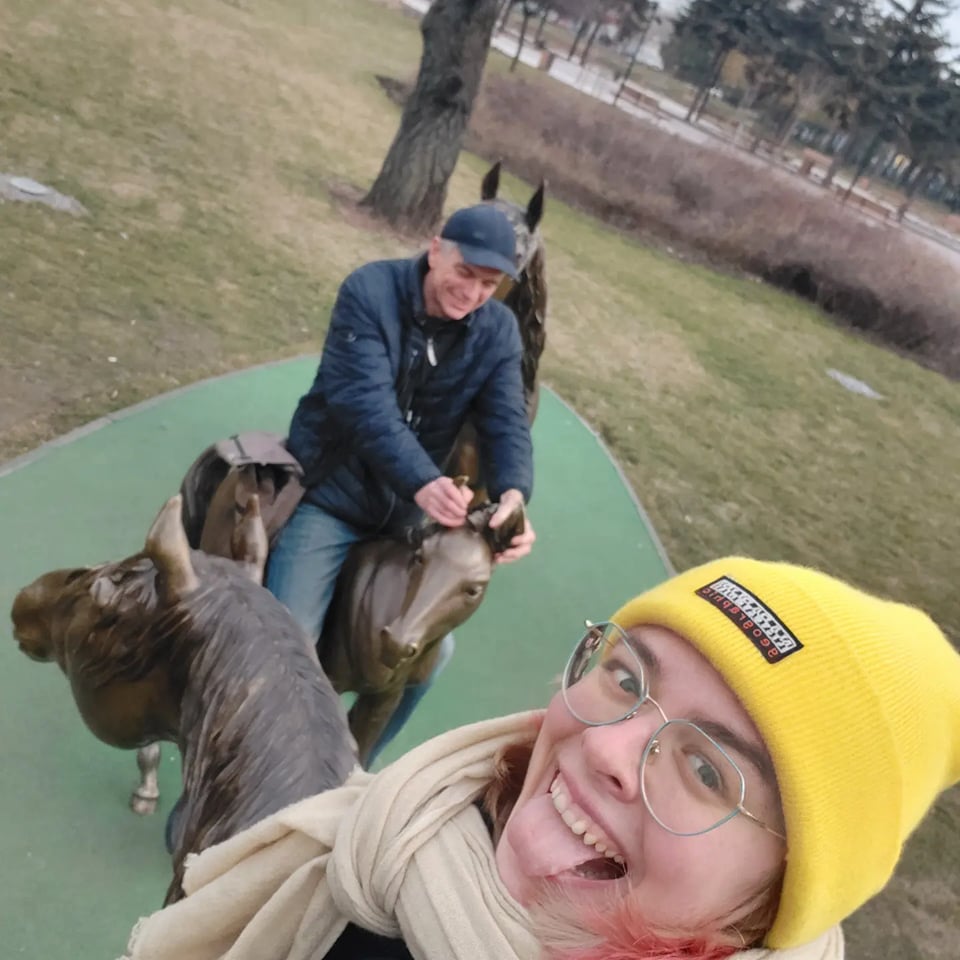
[692,718,776,782]
[624,633,662,682]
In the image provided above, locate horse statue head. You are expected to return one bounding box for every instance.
[481,160,546,285]
[482,162,547,411]
[318,488,527,765]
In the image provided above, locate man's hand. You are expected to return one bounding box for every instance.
[490,488,536,564]
[414,476,473,527]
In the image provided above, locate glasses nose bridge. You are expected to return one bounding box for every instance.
[641,692,669,727]
[617,692,669,750]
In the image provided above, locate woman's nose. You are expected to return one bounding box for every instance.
[580,708,662,802]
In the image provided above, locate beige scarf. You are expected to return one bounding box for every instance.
[120,712,843,960]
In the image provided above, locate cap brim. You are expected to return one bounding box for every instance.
[456,242,519,281]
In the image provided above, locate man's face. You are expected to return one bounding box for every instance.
[424,238,505,320]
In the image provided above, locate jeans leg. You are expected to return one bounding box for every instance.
[164,792,186,855]
[366,632,456,766]
[265,502,363,643]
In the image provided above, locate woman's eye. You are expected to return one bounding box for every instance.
[603,660,642,697]
[688,753,723,793]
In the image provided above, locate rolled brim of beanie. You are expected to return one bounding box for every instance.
[611,557,959,949]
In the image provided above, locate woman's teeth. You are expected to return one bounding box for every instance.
[549,774,625,868]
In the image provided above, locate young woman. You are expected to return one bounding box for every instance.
[121,557,960,960]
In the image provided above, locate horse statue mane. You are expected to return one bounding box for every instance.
[481,160,547,420]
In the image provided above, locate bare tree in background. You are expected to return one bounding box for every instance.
[362,0,499,231]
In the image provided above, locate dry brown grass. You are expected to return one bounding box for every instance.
[467,73,960,377]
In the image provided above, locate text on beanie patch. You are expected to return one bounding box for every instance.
[696,576,803,663]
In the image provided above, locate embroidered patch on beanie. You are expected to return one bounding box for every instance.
[695,576,803,663]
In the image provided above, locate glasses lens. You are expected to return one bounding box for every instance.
[640,719,746,836]
[562,622,647,725]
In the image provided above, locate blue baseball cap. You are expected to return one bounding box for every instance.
[440,204,519,280]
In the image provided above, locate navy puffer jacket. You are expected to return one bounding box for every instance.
[287,255,533,534]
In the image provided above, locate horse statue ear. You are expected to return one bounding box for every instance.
[145,495,200,604]
[483,499,526,555]
[230,474,268,585]
[466,502,496,533]
[405,524,425,551]
[526,181,546,232]
[481,161,502,201]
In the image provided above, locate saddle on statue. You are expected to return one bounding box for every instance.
[179,430,306,556]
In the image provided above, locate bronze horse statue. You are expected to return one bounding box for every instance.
[11,493,357,904]
[449,162,548,496]
[317,496,523,761]
[176,448,526,764]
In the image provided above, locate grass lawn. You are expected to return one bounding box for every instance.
[1,0,958,956]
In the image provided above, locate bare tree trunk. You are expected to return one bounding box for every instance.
[686,46,727,123]
[731,82,759,146]
[776,101,801,151]
[511,5,533,70]
[498,0,514,30]
[579,19,603,66]
[535,4,550,44]
[568,19,589,58]
[614,41,641,104]
[841,128,884,202]
[362,0,499,232]
[896,164,928,222]
[823,130,857,188]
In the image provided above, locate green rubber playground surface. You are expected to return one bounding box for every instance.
[0,357,670,958]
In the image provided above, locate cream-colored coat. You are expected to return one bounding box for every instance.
[120,713,843,960]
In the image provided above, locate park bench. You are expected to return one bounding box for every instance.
[832,183,892,221]
[617,81,662,118]
[798,148,832,179]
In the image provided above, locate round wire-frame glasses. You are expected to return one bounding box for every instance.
[561,620,785,840]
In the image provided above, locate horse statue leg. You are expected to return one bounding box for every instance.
[348,687,407,768]
[130,741,162,815]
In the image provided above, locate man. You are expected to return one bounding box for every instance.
[267,203,536,763]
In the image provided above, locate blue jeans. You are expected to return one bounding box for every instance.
[265,501,454,765]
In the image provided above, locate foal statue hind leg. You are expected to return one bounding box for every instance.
[131,742,162,815]
[128,484,267,818]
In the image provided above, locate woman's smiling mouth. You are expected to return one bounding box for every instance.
[549,773,628,879]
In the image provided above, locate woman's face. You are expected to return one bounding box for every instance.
[495,624,786,933]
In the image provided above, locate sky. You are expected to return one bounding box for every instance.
[946,9,960,47]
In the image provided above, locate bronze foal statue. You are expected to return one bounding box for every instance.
[11,494,357,903]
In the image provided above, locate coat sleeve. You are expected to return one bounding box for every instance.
[470,314,534,503]
[320,273,442,500]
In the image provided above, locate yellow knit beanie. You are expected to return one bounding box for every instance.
[611,557,960,949]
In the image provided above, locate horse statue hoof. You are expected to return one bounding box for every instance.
[130,789,159,816]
